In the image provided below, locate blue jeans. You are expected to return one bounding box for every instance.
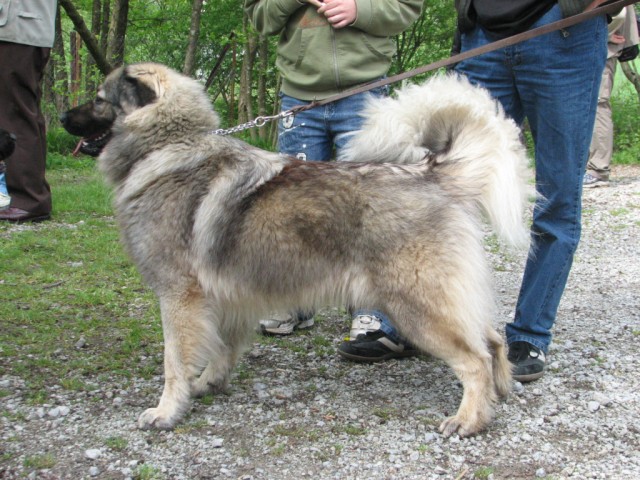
[379,5,607,352]
[278,86,387,161]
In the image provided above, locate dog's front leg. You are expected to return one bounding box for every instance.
[138,289,205,430]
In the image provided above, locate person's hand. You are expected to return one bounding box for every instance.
[610,33,625,44]
[317,0,357,29]
[304,0,324,8]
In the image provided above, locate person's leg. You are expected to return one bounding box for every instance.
[455,27,525,125]
[505,7,607,362]
[332,86,389,158]
[0,43,51,219]
[586,56,616,185]
[277,93,333,161]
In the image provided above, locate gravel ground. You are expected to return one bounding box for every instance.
[1,165,639,480]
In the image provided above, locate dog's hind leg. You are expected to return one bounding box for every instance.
[383,263,502,437]
[138,286,211,430]
[398,311,499,438]
[190,308,253,398]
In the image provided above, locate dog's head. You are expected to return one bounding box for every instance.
[60,63,220,159]
[60,64,162,156]
[0,128,16,160]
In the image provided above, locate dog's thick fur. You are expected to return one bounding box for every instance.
[61,63,530,437]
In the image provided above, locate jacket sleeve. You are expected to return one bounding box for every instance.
[351,0,423,36]
[244,0,307,35]
[557,0,603,18]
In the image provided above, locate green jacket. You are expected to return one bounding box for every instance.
[244,0,422,100]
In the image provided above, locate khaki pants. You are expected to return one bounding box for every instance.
[587,56,617,180]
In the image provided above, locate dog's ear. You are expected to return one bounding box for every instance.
[122,66,160,107]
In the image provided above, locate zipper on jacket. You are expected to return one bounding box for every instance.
[331,28,341,90]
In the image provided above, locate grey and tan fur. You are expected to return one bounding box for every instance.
[61,63,531,437]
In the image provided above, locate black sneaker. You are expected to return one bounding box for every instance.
[508,341,546,382]
[337,330,419,363]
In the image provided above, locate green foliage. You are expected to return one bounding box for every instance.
[611,61,640,165]
[51,3,639,162]
[47,127,79,156]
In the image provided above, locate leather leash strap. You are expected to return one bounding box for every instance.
[291,0,638,115]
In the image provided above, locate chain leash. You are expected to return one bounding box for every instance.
[213,110,295,136]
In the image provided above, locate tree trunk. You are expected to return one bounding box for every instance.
[228,40,237,127]
[183,0,204,77]
[44,4,69,126]
[257,36,269,141]
[238,14,258,140]
[70,32,83,105]
[100,0,110,54]
[106,0,129,68]
[269,74,282,150]
[84,0,102,96]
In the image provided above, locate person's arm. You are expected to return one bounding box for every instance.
[558,0,616,17]
[244,0,308,35]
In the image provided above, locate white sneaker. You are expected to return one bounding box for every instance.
[583,173,609,188]
[349,314,382,340]
[259,312,314,335]
[0,192,10,209]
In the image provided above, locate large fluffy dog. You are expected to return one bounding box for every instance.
[61,63,530,437]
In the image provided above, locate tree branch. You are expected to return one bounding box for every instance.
[59,0,113,75]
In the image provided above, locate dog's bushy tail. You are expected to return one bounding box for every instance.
[340,74,531,249]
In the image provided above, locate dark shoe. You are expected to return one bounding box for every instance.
[337,330,418,363]
[508,341,546,383]
[0,207,50,223]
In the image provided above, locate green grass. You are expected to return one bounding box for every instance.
[0,155,162,404]
[23,453,57,469]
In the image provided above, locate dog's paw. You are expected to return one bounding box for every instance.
[137,408,180,430]
[439,416,478,438]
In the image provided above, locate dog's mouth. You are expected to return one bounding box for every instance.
[72,130,112,157]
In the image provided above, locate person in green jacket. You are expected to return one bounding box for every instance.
[244,0,423,344]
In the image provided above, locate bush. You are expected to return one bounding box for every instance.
[611,63,640,165]
[47,126,80,156]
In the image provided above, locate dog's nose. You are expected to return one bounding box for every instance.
[59,112,68,125]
